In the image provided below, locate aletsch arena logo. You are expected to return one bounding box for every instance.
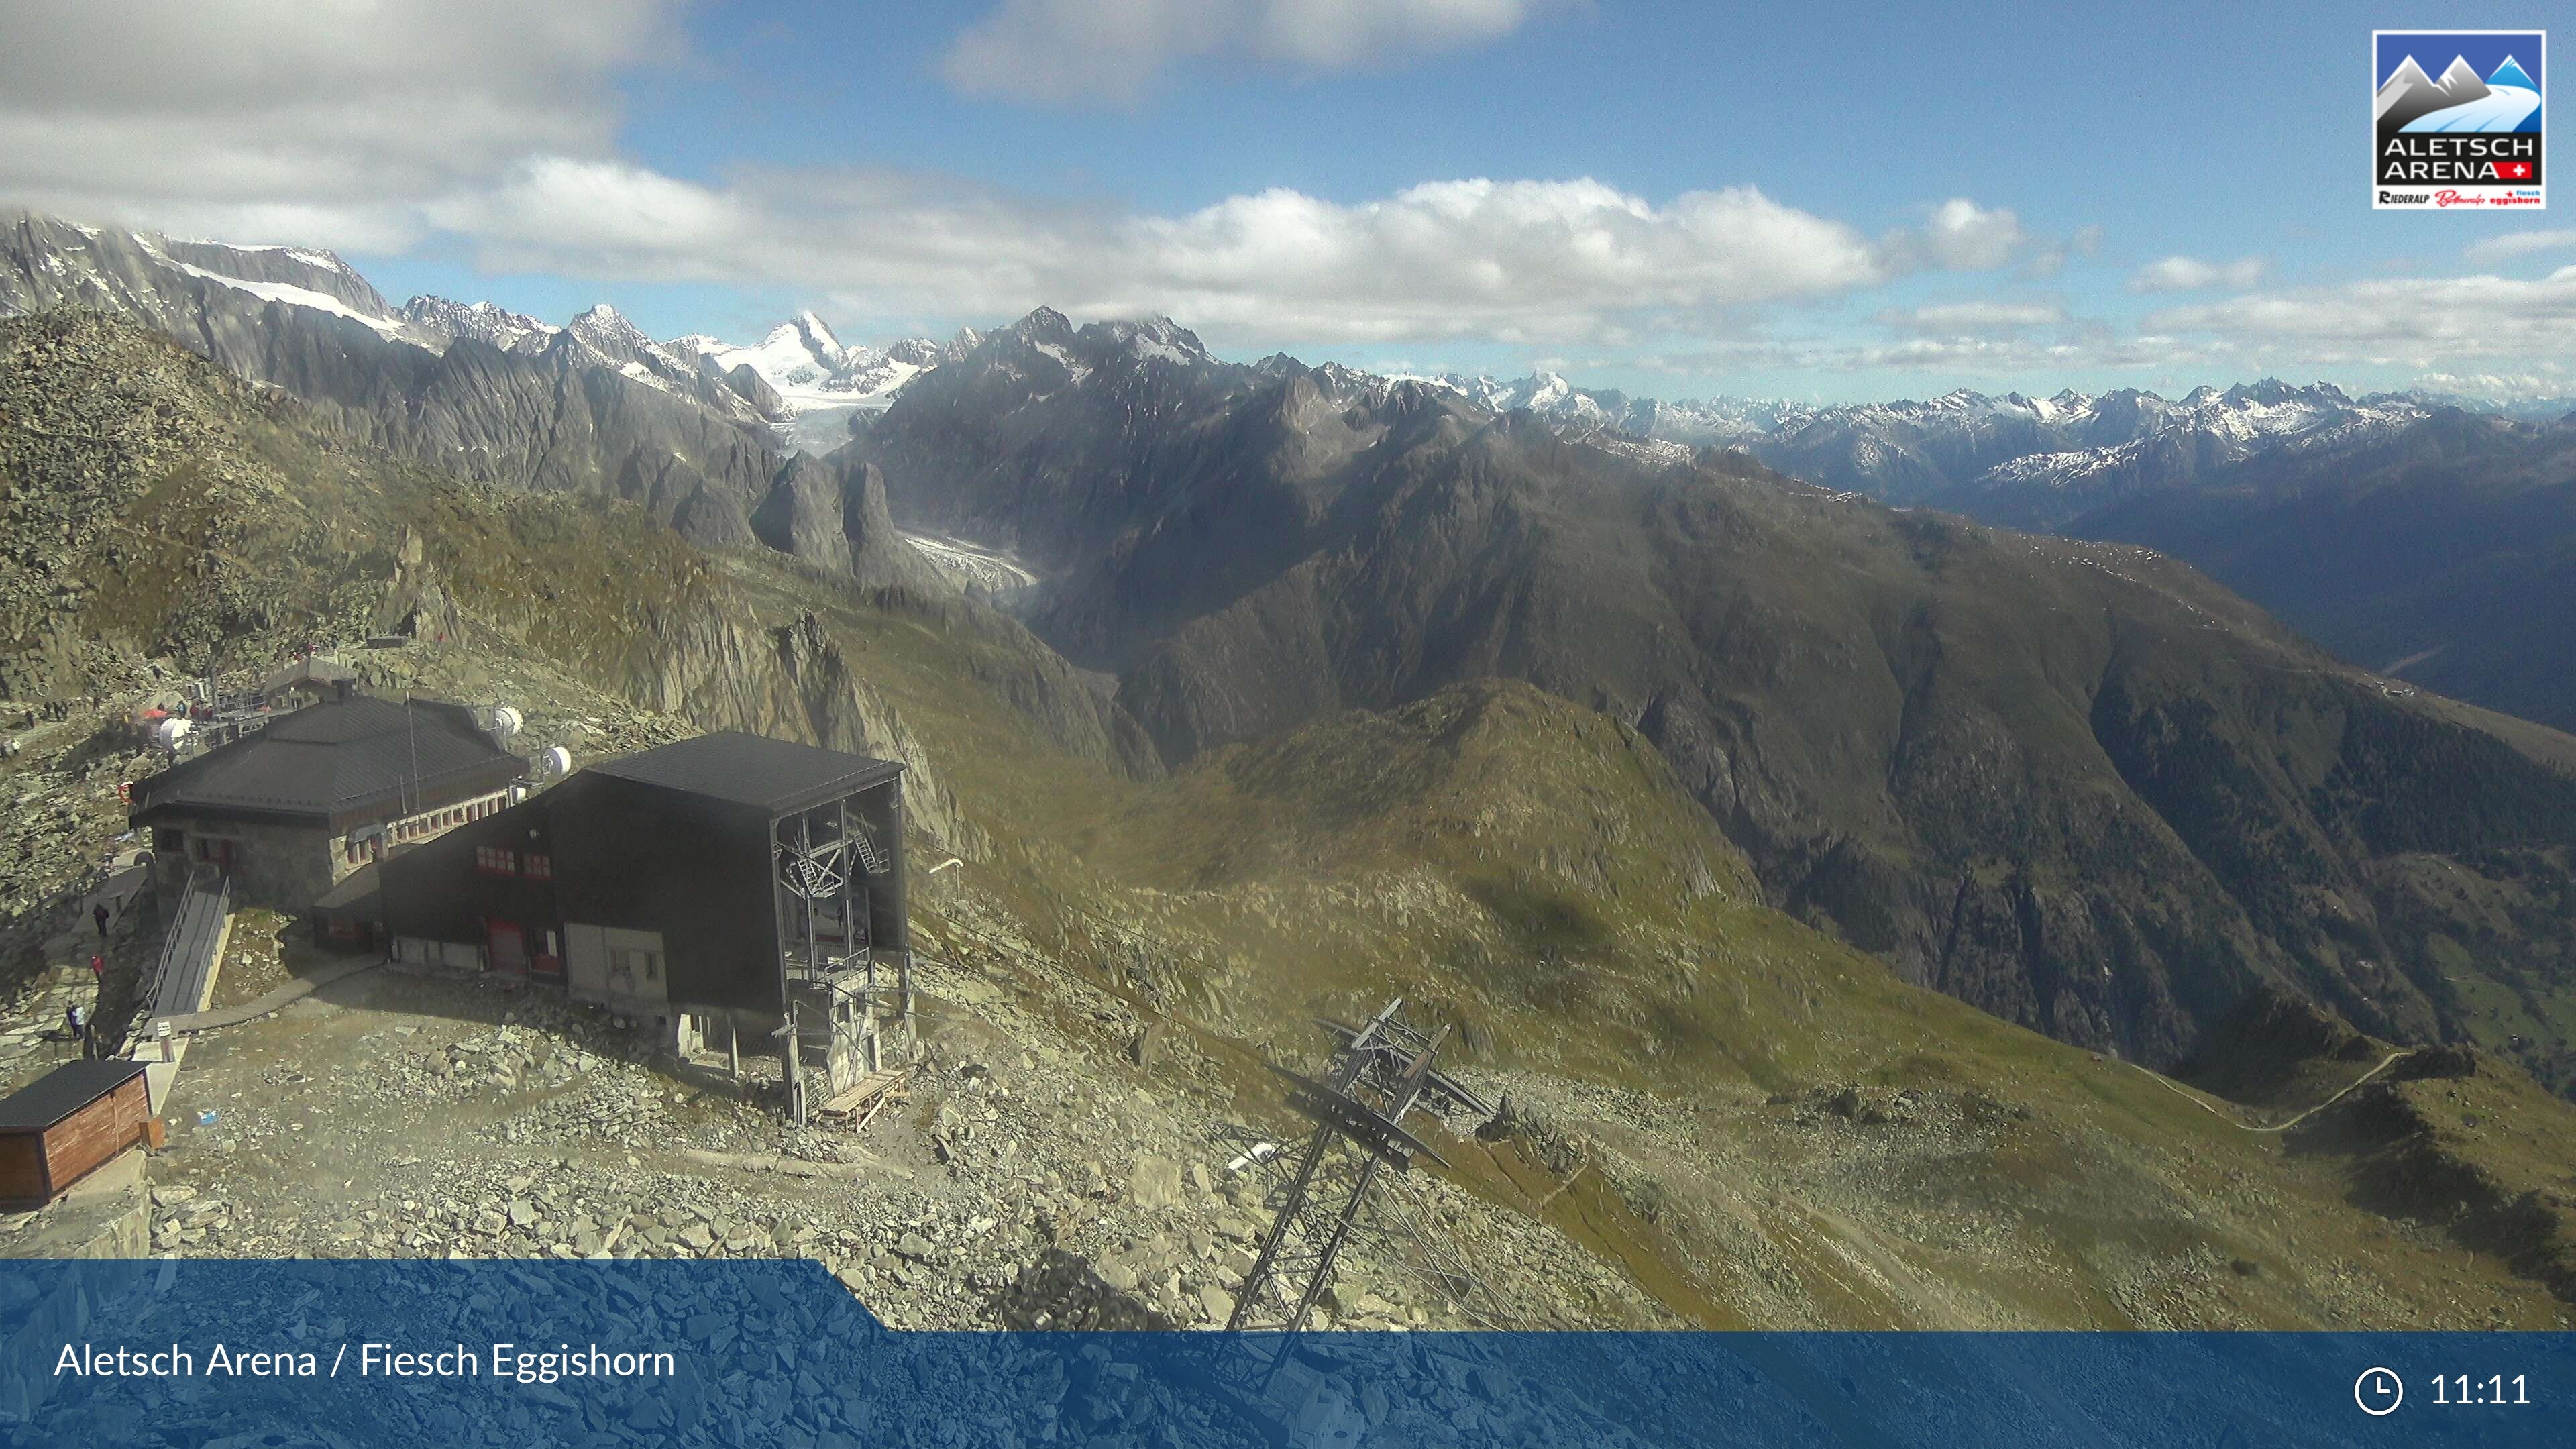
[2373,30,2546,209]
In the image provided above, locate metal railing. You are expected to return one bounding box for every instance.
[140,865,233,1024]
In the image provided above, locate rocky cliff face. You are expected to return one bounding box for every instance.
[595,595,983,858]
[0,213,940,592]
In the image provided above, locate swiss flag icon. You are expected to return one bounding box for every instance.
[2497,160,2534,180]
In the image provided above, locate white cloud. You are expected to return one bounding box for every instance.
[2021,223,2104,279]
[941,0,1553,104]
[1621,328,2235,382]
[0,0,2038,352]
[416,168,2029,347]
[2416,368,2576,402]
[1893,199,2027,270]
[0,0,680,252]
[2127,255,2267,292]
[1877,301,2068,335]
[2145,266,2576,366]
[2463,229,2576,264]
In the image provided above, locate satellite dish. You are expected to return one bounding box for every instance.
[153,718,194,753]
[535,746,572,780]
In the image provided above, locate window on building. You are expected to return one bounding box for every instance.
[474,845,517,875]
[523,853,552,881]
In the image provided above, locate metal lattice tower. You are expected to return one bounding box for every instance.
[773,801,884,1124]
[1226,998,1492,1335]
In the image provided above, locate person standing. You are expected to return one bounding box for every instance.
[93,901,111,939]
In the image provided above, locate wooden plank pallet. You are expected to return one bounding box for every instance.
[818,1067,910,1128]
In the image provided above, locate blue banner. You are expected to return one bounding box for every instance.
[0,1260,2564,1446]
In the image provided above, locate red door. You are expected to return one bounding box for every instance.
[487,920,529,975]
[532,927,564,980]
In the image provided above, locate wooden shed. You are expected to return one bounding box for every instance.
[0,1060,159,1208]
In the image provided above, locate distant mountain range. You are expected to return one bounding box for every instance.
[7,209,2576,1094]
[844,304,2576,1085]
[1464,372,2576,731]
[9,208,2571,731]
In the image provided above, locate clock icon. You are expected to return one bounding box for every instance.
[2355,1366,2404,1417]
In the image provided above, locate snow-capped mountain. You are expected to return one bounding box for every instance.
[670,313,989,453]
[1741,380,2439,525]
[1409,367,2455,529]
[399,295,558,354]
[1419,372,1793,464]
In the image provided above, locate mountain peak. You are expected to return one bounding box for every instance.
[794,309,843,355]
[400,295,558,354]
[1112,314,1208,362]
[1010,306,1073,340]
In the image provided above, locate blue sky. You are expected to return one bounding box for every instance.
[5,1,2573,401]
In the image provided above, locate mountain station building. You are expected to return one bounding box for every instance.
[127,695,529,910]
[376,731,912,1116]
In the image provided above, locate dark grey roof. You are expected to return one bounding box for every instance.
[312,861,382,912]
[586,731,902,815]
[0,1060,147,1133]
[129,696,525,830]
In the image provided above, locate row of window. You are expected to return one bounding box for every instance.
[343,796,508,866]
[474,845,552,881]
